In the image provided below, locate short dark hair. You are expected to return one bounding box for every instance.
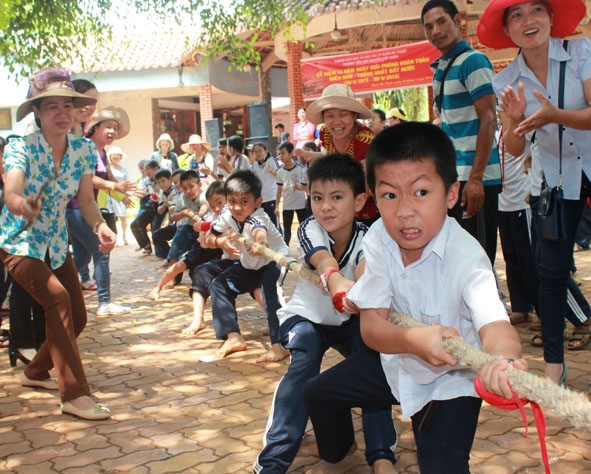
[146,160,160,170]
[154,168,172,180]
[307,153,366,197]
[205,179,226,199]
[279,131,290,143]
[366,122,458,193]
[421,0,459,23]
[277,141,294,153]
[171,168,184,178]
[224,170,262,200]
[302,141,319,152]
[218,138,227,147]
[72,78,97,94]
[370,108,386,122]
[0,136,6,153]
[228,135,244,153]
[274,123,285,130]
[180,169,200,184]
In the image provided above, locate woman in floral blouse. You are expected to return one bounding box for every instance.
[0,68,115,420]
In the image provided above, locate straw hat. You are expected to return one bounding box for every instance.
[156,133,174,151]
[306,84,372,125]
[386,107,407,121]
[84,106,130,139]
[107,145,127,161]
[181,134,211,153]
[16,68,98,122]
[477,0,586,49]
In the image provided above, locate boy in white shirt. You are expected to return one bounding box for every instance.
[253,154,397,474]
[204,170,290,362]
[302,121,527,473]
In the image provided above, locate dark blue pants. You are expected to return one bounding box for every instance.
[575,201,591,249]
[254,317,396,473]
[302,349,481,474]
[210,261,281,344]
[498,208,537,314]
[261,200,280,230]
[282,208,308,247]
[168,225,199,261]
[152,223,177,259]
[449,183,501,265]
[130,205,164,251]
[532,174,591,363]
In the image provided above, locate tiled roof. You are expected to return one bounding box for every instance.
[64,28,201,74]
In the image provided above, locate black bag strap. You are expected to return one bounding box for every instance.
[557,39,569,185]
[437,46,471,113]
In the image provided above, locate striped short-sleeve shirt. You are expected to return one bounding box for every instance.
[431,40,501,186]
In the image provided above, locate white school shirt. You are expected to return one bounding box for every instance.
[348,217,508,419]
[276,162,307,210]
[211,206,289,270]
[252,155,279,203]
[492,37,591,200]
[277,217,367,326]
[498,133,531,213]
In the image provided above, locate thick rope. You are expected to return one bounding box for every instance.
[389,311,591,429]
[231,236,591,428]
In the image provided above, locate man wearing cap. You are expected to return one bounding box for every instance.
[422,0,502,264]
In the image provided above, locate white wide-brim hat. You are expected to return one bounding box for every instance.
[306,83,372,125]
[84,106,130,139]
[106,145,127,161]
[156,133,174,151]
[181,134,211,154]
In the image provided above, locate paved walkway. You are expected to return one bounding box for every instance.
[1,241,591,473]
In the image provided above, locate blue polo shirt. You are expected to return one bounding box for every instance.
[431,40,501,186]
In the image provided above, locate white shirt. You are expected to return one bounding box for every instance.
[493,37,591,200]
[252,156,279,203]
[348,217,508,419]
[277,217,367,326]
[277,162,307,210]
[498,132,531,212]
[211,206,289,270]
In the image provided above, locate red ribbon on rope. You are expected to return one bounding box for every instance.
[474,374,550,474]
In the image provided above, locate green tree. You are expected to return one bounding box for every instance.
[0,0,308,76]
[373,87,430,122]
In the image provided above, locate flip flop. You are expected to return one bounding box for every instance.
[530,334,543,347]
[567,323,591,351]
[509,312,531,325]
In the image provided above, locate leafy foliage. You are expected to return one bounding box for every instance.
[0,0,308,77]
[373,87,430,122]
[0,0,112,76]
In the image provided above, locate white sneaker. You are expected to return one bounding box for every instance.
[97,302,131,315]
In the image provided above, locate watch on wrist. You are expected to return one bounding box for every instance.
[93,219,106,234]
[319,268,340,292]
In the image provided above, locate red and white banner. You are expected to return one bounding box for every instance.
[301,41,439,99]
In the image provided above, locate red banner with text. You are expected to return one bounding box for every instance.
[301,41,439,99]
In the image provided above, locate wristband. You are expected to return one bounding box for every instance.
[319,268,340,292]
[93,219,106,234]
[332,291,347,313]
[200,221,212,232]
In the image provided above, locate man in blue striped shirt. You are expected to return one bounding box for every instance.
[422,0,502,264]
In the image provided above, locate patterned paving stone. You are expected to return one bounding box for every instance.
[0,241,590,473]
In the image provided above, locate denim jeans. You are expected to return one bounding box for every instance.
[66,208,111,305]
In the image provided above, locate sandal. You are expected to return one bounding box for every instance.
[530,334,543,347]
[509,312,531,325]
[567,322,591,351]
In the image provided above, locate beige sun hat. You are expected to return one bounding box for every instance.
[16,68,98,122]
[386,107,406,122]
[84,106,130,139]
[156,133,174,151]
[306,83,372,125]
[181,134,211,153]
[106,145,127,161]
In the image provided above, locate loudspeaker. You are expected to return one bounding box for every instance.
[204,118,222,146]
[248,102,271,139]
